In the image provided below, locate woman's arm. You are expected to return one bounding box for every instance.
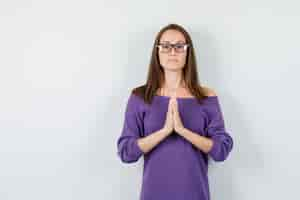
[137,128,170,154]
[176,128,213,153]
[117,93,173,163]
[177,87,234,162]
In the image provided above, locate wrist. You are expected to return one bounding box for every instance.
[161,127,171,136]
[177,127,187,136]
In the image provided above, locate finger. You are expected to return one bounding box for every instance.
[170,102,174,113]
[168,97,173,105]
[174,97,178,105]
[171,100,176,112]
[168,99,172,107]
[173,107,178,116]
[173,104,179,115]
[168,105,172,115]
[172,99,177,110]
[171,103,175,114]
[170,94,176,100]
[168,99,172,109]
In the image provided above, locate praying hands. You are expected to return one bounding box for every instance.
[163,95,185,135]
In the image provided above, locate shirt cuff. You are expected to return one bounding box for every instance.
[207,137,221,159]
[133,138,144,157]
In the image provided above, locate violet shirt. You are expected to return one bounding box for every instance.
[117,93,234,200]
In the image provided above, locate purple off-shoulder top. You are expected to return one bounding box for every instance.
[117,93,234,200]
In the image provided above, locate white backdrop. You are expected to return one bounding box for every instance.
[0,0,299,199]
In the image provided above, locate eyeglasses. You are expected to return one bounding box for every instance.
[156,42,189,53]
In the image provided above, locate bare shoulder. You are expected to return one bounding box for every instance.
[201,85,217,97]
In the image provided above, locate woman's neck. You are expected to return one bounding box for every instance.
[162,70,185,89]
[160,70,186,97]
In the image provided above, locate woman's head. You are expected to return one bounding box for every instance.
[157,28,189,72]
[151,23,197,85]
[132,23,208,104]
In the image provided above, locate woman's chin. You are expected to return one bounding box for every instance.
[164,66,183,71]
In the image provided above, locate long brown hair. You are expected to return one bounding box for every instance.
[132,23,209,105]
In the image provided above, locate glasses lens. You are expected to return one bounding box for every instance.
[175,44,185,53]
[158,43,188,53]
[161,44,170,53]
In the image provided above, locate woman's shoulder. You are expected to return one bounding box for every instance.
[200,85,223,115]
[127,84,147,106]
[199,85,221,111]
[130,84,146,99]
[129,84,218,101]
[201,85,217,97]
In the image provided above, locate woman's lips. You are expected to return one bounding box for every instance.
[168,59,178,62]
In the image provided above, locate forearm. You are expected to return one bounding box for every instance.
[137,128,170,154]
[178,128,213,153]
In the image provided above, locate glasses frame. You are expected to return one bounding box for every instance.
[156,42,190,53]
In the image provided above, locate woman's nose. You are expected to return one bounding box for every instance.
[170,47,176,55]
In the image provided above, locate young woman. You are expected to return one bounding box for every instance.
[117,23,234,200]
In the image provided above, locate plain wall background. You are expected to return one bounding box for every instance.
[1,0,299,199]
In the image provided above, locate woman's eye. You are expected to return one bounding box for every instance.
[162,45,170,49]
[175,44,184,49]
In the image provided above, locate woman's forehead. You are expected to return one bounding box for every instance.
[160,30,186,43]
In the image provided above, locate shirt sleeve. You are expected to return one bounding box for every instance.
[117,93,144,163]
[205,98,234,162]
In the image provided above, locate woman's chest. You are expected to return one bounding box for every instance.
[142,100,208,136]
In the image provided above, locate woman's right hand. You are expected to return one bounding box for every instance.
[162,97,174,135]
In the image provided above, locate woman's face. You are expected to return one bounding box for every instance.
[158,29,188,71]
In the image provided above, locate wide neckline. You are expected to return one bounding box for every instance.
[154,94,218,100]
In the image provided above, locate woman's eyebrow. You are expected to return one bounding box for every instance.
[160,40,185,43]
